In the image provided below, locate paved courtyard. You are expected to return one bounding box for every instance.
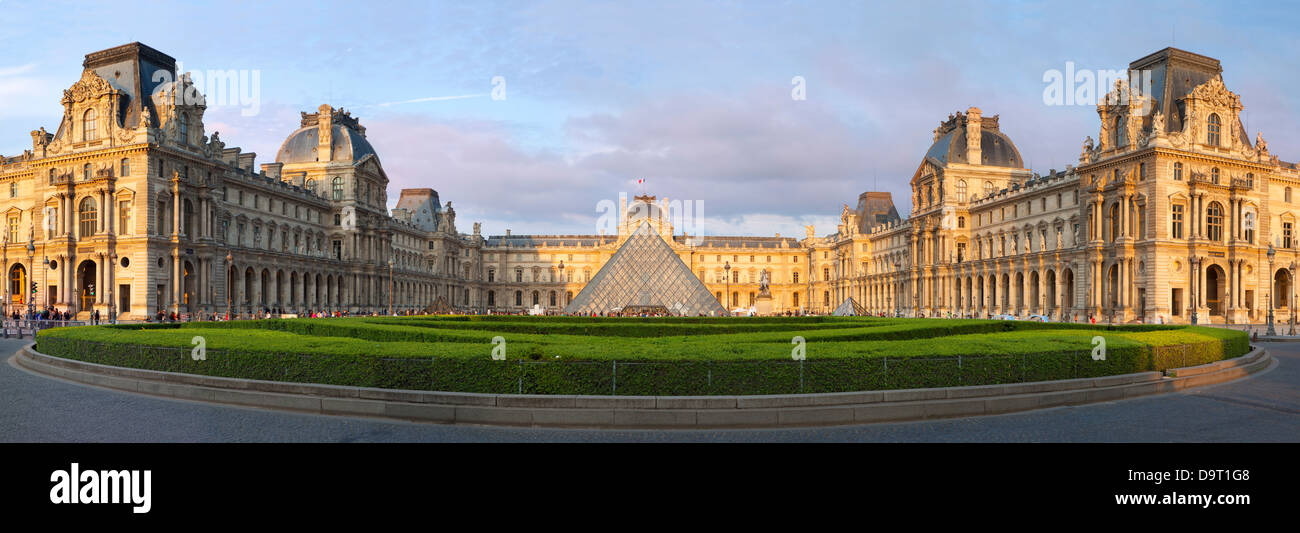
[2,338,1296,442]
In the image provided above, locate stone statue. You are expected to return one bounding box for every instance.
[758,269,771,296]
[1151,111,1164,134]
[1257,131,1268,153]
[804,224,815,240]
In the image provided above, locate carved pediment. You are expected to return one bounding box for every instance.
[1183,75,1241,110]
[61,70,120,105]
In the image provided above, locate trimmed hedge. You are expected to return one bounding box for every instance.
[33,316,1250,395]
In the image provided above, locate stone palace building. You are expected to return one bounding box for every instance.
[0,44,1294,323]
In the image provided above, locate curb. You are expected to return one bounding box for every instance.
[15,343,1271,429]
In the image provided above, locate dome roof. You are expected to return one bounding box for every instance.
[626,198,663,222]
[924,118,1023,168]
[276,124,377,165]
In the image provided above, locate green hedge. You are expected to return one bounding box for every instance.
[35,319,1248,395]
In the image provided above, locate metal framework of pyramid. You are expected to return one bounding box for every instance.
[564,222,729,316]
[831,296,865,316]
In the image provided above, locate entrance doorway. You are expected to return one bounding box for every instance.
[76,260,96,313]
[1206,264,1225,316]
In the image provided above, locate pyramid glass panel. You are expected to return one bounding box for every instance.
[564,222,729,316]
[831,296,865,316]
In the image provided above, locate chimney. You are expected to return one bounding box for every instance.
[965,106,982,165]
[237,152,257,172]
[317,104,334,161]
[260,162,283,181]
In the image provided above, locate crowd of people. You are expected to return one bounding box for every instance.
[7,307,102,324]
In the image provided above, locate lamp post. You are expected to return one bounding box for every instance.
[724,261,731,313]
[557,260,564,314]
[387,259,394,316]
[26,236,34,318]
[225,252,232,320]
[43,256,49,318]
[1267,244,1276,336]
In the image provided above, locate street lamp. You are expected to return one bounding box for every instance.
[226,252,233,320]
[1267,244,1277,336]
[724,261,731,313]
[107,252,116,324]
[387,259,394,316]
[42,256,49,318]
[26,236,34,318]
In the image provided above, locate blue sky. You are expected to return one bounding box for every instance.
[1,0,1297,237]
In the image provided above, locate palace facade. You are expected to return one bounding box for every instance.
[1,44,1294,323]
[840,48,1300,324]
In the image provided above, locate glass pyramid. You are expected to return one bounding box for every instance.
[564,221,729,316]
[831,296,865,316]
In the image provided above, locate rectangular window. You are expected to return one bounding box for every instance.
[7,216,18,243]
[119,201,131,235]
[1172,289,1182,316]
[1171,204,1184,239]
[156,201,166,234]
[119,284,131,314]
[1285,222,1294,249]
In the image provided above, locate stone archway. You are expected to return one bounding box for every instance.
[9,263,27,313]
[76,259,96,313]
[1206,264,1226,316]
[182,260,196,313]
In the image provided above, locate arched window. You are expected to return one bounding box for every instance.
[1173,162,1183,181]
[1287,187,1293,203]
[1113,115,1125,147]
[83,109,97,141]
[78,197,97,237]
[120,158,130,177]
[1206,202,1224,241]
[1138,162,1146,181]
[1207,113,1221,146]
[331,177,343,200]
[983,181,994,197]
[956,180,967,201]
[305,179,316,193]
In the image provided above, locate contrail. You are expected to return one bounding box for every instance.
[0,64,37,77]
[373,93,485,107]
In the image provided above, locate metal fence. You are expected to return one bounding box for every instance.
[34,338,1238,396]
[3,319,87,339]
